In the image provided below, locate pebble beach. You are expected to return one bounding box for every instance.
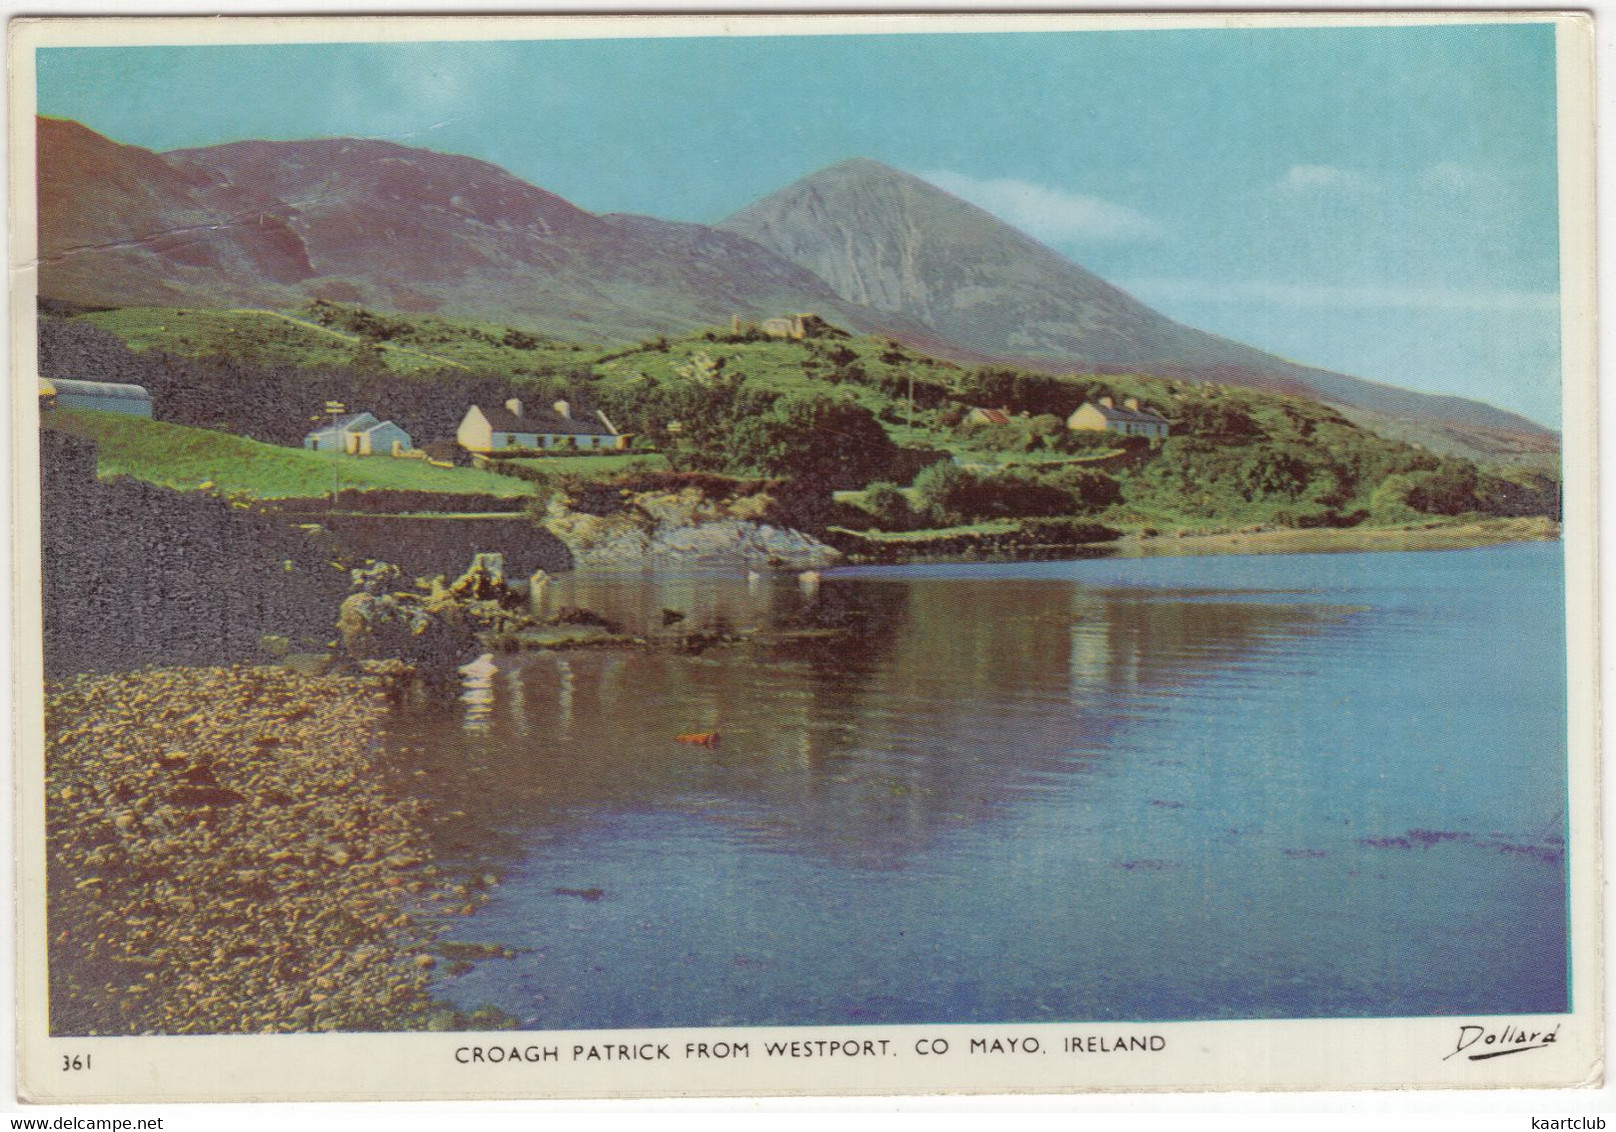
[44,661,478,1035]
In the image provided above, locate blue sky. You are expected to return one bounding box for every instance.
[36,25,1563,426]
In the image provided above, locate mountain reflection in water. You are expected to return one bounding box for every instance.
[384,544,1567,1028]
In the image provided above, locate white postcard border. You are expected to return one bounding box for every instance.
[7,10,1601,1103]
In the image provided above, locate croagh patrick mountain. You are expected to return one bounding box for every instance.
[36,116,1555,455]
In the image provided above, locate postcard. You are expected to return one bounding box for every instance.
[8,11,1599,1102]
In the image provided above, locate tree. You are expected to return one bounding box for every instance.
[861,481,913,530]
[727,394,896,491]
[1028,414,1065,439]
[1045,466,1122,511]
[1403,463,1481,515]
[1176,397,1259,439]
[1240,446,1314,500]
[911,460,974,525]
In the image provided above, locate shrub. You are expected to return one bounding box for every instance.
[727,394,896,491]
[1239,447,1315,501]
[1028,413,1065,438]
[1366,474,1423,523]
[1403,464,1481,515]
[885,446,952,484]
[1042,466,1123,511]
[1174,398,1260,439]
[911,464,1077,523]
[521,481,558,521]
[861,481,914,531]
[483,460,557,486]
[911,461,973,525]
[1051,429,1123,454]
[1016,518,1120,544]
[602,471,772,501]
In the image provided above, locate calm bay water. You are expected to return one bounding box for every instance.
[387,542,1568,1027]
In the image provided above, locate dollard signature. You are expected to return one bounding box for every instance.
[1445,1023,1560,1061]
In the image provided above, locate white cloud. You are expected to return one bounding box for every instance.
[1418,162,1480,193]
[920,170,1163,243]
[1276,164,1378,194]
[1119,277,1559,313]
[347,46,500,142]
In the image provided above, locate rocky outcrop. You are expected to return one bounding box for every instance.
[542,486,840,570]
[334,555,534,672]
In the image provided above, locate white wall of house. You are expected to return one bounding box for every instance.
[457,406,496,452]
[459,404,622,453]
[303,412,416,455]
[1066,403,1169,439]
[353,422,412,455]
[1067,404,1111,432]
[491,431,543,450]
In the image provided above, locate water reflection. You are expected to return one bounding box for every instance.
[457,655,497,734]
[393,571,1357,875]
[383,548,1567,1027]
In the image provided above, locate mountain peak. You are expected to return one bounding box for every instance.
[718,155,1180,359]
[718,160,1552,441]
[814,156,910,178]
[760,157,956,203]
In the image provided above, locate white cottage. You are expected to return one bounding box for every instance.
[304,411,413,456]
[1067,397,1170,439]
[347,419,413,456]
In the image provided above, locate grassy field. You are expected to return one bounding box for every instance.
[1114,515,1560,558]
[965,449,1126,468]
[77,305,597,375]
[45,411,534,499]
[592,335,917,419]
[833,520,1019,542]
[834,485,924,509]
[77,308,441,373]
[495,452,671,476]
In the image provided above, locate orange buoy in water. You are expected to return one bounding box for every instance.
[675,731,720,747]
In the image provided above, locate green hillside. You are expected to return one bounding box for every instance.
[78,302,596,376]
[48,304,1560,537]
[43,410,534,500]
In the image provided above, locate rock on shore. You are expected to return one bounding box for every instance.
[543,487,840,569]
[45,662,458,1035]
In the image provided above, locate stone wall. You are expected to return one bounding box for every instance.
[41,432,353,676]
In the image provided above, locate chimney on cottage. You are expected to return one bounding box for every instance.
[553,399,572,420]
[1099,396,1114,409]
[1124,397,1141,411]
[505,398,523,417]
